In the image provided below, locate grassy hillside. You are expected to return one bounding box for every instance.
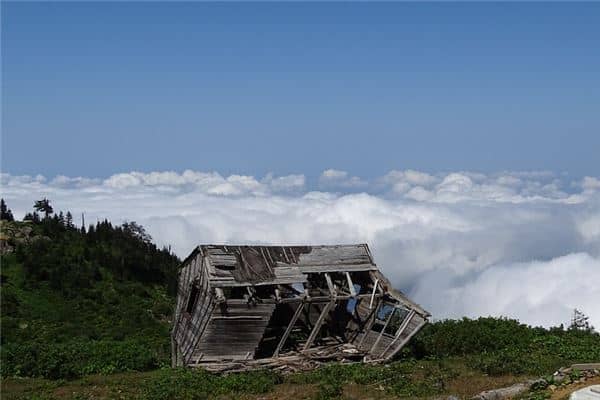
[1,200,599,399]
[0,208,180,379]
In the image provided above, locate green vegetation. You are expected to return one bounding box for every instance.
[0,360,513,400]
[1,198,599,399]
[287,359,459,399]
[1,199,180,379]
[408,317,600,376]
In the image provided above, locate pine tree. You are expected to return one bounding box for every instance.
[58,211,65,225]
[34,198,54,219]
[570,309,594,332]
[0,198,15,221]
[24,212,41,223]
[66,212,74,228]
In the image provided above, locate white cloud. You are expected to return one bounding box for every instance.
[262,173,306,193]
[380,170,438,192]
[413,253,600,329]
[1,169,599,328]
[319,169,367,189]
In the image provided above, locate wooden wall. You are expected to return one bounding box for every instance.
[172,252,215,366]
[190,302,276,363]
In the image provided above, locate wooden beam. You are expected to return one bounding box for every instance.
[357,298,381,348]
[324,272,336,296]
[346,272,357,297]
[281,293,382,303]
[369,279,379,309]
[273,302,305,357]
[302,301,335,351]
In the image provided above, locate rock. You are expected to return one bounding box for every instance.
[529,378,548,390]
[447,396,460,400]
[549,385,557,392]
[554,374,566,384]
[572,363,600,371]
[472,382,530,400]
[560,367,573,374]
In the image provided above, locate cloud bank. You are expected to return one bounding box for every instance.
[2,169,599,328]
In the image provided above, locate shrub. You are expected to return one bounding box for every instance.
[0,339,162,379]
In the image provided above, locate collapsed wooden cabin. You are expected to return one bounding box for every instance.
[171,244,430,372]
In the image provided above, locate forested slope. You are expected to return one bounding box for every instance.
[1,199,180,378]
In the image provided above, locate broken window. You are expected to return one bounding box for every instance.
[370,303,395,335]
[384,307,409,336]
[370,304,410,337]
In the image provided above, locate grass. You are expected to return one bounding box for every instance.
[1,358,536,400]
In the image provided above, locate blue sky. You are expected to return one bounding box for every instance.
[2,3,600,326]
[2,2,599,180]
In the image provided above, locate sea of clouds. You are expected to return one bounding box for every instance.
[2,169,599,328]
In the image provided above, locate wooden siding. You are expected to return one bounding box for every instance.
[172,252,215,365]
[192,302,276,362]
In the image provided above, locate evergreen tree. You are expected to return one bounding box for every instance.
[24,212,41,223]
[66,211,74,228]
[122,221,152,243]
[33,198,54,219]
[0,198,15,221]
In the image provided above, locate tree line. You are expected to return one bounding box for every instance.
[1,197,180,296]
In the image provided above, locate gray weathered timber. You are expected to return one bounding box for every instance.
[171,244,430,371]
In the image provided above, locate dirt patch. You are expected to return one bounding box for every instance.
[446,374,533,399]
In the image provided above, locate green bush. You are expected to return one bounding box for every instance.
[0,339,162,379]
[408,317,600,376]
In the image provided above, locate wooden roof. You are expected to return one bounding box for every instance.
[198,244,378,287]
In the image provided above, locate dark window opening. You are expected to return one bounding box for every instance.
[305,274,330,297]
[221,286,247,299]
[186,285,200,315]
[371,322,385,333]
[254,285,277,299]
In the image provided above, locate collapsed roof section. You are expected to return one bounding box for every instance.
[172,244,430,372]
